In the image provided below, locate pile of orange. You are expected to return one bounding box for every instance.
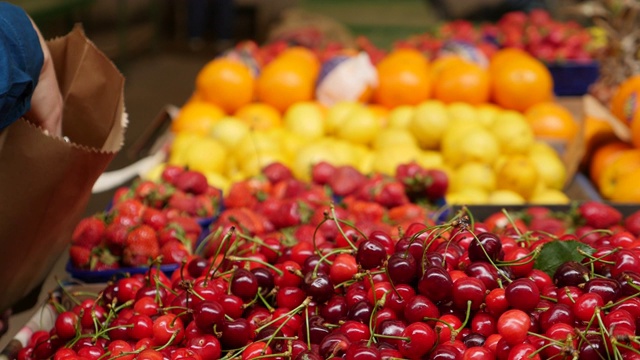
[372,48,432,108]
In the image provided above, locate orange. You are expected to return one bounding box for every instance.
[610,75,640,124]
[490,52,553,112]
[589,140,633,187]
[373,49,431,108]
[598,148,640,198]
[277,46,321,79]
[630,105,640,148]
[524,101,579,141]
[583,115,618,166]
[432,58,490,105]
[488,48,530,74]
[609,168,640,202]
[255,55,318,113]
[170,101,225,135]
[196,57,254,114]
[234,102,282,131]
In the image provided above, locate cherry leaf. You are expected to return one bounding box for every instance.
[533,240,595,277]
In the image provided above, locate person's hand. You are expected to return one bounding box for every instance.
[24,18,63,138]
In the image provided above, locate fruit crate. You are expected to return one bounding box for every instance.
[548,61,600,96]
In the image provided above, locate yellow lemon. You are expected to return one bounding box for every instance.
[476,103,501,127]
[372,145,422,176]
[490,110,535,155]
[235,131,282,163]
[528,151,567,190]
[446,188,489,205]
[335,106,381,145]
[324,100,362,135]
[529,187,570,204]
[487,190,526,205]
[209,116,250,150]
[450,162,496,193]
[447,102,478,124]
[292,142,340,181]
[528,140,561,158]
[183,137,227,174]
[441,124,500,167]
[372,128,419,150]
[203,171,231,195]
[143,163,166,182]
[416,150,445,169]
[283,101,325,140]
[240,151,290,177]
[495,154,539,199]
[168,132,203,165]
[387,105,415,129]
[410,100,450,149]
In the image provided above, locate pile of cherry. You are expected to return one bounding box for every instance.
[21,160,640,359]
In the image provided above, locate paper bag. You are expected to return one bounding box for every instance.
[0,25,126,312]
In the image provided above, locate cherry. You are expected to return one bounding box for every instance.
[321,295,348,323]
[54,311,79,340]
[251,267,274,294]
[128,314,154,340]
[612,249,640,277]
[356,239,387,270]
[348,301,374,324]
[241,341,272,359]
[386,252,418,285]
[573,292,604,322]
[339,320,371,343]
[319,332,351,358]
[193,300,225,332]
[507,343,540,360]
[497,309,530,345]
[218,293,244,319]
[107,340,134,360]
[344,342,381,360]
[230,268,259,301]
[376,319,406,349]
[330,253,358,285]
[276,286,307,309]
[452,277,486,311]
[152,314,184,347]
[553,261,589,287]
[471,312,497,338]
[220,318,253,349]
[399,322,437,359]
[418,265,453,303]
[505,278,540,312]
[583,277,620,304]
[468,232,503,263]
[403,294,439,324]
[538,303,574,332]
[303,315,331,345]
[303,272,334,303]
[386,284,416,315]
[465,261,501,290]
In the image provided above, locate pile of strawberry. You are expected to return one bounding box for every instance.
[69,167,222,271]
[22,197,640,360]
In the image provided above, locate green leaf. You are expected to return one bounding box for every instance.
[533,240,595,277]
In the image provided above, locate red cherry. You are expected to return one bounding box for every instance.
[497,309,531,345]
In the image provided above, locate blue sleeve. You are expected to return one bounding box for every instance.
[0,2,44,130]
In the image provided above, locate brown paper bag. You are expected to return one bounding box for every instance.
[0,25,126,312]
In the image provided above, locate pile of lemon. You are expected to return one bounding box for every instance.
[149,95,569,205]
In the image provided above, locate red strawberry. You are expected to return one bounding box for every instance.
[167,190,198,215]
[262,162,293,184]
[69,245,92,269]
[387,203,427,225]
[161,164,185,184]
[375,181,410,208]
[122,225,160,267]
[142,207,168,231]
[329,165,367,197]
[224,178,271,209]
[174,170,208,195]
[104,223,131,256]
[624,210,640,236]
[113,198,145,221]
[529,217,568,237]
[578,201,623,229]
[194,194,218,218]
[92,248,119,271]
[424,169,448,201]
[71,216,106,249]
[160,240,190,265]
[311,161,336,185]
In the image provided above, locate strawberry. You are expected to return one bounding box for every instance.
[624,210,640,236]
[529,217,568,237]
[104,223,131,256]
[173,170,208,195]
[387,203,427,225]
[578,201,623,229]
[167,190,197,215]
[160,240,190,265]
[161,164,185,184]
[113,198,145,221]
[69,245,92,269]
[194,194,218,218]
[122,225,160,267]
[224,178,271,209]
[262,162,293,184]
[142,207,168,231]
[375,181,410,208]
[311,161,337,185]
[71,216,106,249]
[270,178,308,200]
[329,165,367,197]
[216,208,274,236]
[293,224,326,245]
[424,169,448,201]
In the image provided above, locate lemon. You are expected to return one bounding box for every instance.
[372,128,419,150]
[528,140,561,158]
[528,151,567,190]
[487,190,526,205]
[203,171,231,194]
[235,132,282,163]
[278,129,306,159]
[372,145,421,176]
[495,155,539,199]
[490,110,535,155]
[450,162,496,193]
[441,124,500,167]
[410,100,450,149]
[416,150,444,169]
[292,142,339,181]
[183,137,227,174]
[209,116,250,149]
[387,105,415,129]
[283,101,325,140]
[447,102,478,124]
[335,106,380,145]
[168,132,203,165]
[529,187,570,204]
[143,163,166,182]
[446,188,489,205]
[325,101,361,135]
[476,103,500,127]
[240,151,290,177]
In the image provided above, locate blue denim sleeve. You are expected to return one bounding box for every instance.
[0,2,44,130]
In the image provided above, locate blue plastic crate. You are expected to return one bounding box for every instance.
[547,61,599,96]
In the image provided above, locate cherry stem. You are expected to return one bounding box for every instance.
[155,331,179,351]
[255,289,275,312]
[372,333,411,342]
[256,297,312,333]
[454,300,473,336]
[205,227,236,281]
[330,205,358,251]
[312,248,351,278]
[595,308,613,360]
[56,279,82,308]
